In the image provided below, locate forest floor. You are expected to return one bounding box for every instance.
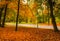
[0,25,60,41]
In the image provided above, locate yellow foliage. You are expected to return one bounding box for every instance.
[0,0,36,20]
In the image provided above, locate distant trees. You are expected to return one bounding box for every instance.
[0,7,4,26]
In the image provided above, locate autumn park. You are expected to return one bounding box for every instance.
[0,0,60,41]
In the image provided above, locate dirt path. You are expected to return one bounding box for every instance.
[6,23,60,30]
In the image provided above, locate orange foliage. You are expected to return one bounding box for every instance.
[32,2,37,9]
[20,2,35,19]
[8,2,17,10]
[0,26,60,41]
[0,0,36,19]
[43,9,48,15]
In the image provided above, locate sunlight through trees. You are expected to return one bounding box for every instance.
[0,0,60,31]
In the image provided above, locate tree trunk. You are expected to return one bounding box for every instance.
[15,0,20,31]
[2,4,8,27]
[48,0,59,32]
[0,7,4,26]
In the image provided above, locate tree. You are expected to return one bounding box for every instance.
[0,0,5,27]
[2,0,12,27]
[48,0,59,32]
[15,0,20,31]
[2,1,8,27]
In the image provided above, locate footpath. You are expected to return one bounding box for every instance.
[5,23,60,30]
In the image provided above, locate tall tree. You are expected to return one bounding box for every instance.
[15,0,20,31]
[2,1,8,27]
[48,0,59,32]
[2,0,12,27]
[0,0,5,27]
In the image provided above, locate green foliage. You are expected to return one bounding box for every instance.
[5,8,16,22]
